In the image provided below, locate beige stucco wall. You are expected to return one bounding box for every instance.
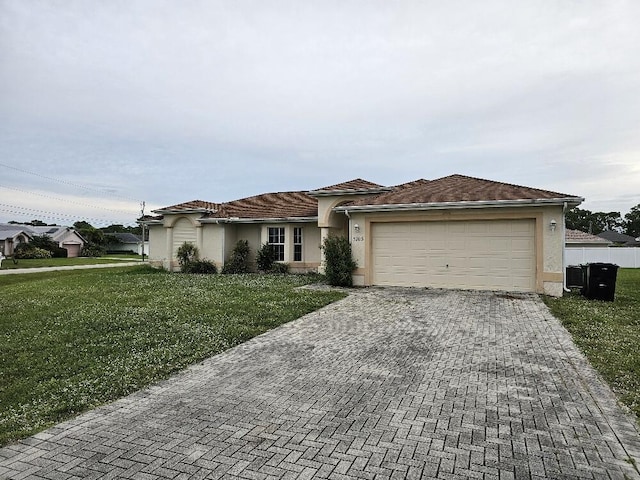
[200,223,224,266]
[147,225,166,268]
[346,205,566,295]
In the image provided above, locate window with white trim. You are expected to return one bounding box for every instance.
[268,227,285,261]
[293,227,303,262]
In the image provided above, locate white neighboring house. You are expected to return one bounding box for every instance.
[0,227,32,256]
[105,232,147,255]
[0,224,85,257]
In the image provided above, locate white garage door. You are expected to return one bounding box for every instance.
[372,219,536,292]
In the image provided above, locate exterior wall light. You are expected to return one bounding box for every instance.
[550,219,557,232]
[354,224,360,232]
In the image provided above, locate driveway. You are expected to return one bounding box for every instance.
[1,288,639,479]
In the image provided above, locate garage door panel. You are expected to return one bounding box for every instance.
[372,219,536,292]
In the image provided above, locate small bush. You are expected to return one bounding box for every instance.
[80,244,106,257]
[51,246,68,258]
[256,243,276,272]
[14,245,52,259]
[322,236,357,287]
[183,259,218,274]
[176,242,199,269]
[222,240,250,274]
[271,262,290,274]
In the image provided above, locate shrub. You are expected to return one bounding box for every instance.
[14,245,52,259]
[322,236,357,287]
[176,242,199,270]
[29,234,58,252]
[256,243,276,272]
[50,246,68,258]
[271,262,290,274]
[175,242,217,274]
[80,244,106,257]
[222,240,250,274]
[184,259,218,274]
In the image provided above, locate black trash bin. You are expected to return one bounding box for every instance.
[566,265,585,289]
[582,263,619,301]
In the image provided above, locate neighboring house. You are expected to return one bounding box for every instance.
[105,233,145,255]
[598,230,640,247]
[0,224,85,257]
[566,229,640,268]
[565,229,612,248]
[141,174,583,297]
[0,228,32,256]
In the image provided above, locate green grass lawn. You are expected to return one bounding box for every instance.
[0,256,139,269]
[0,267,345,446]
[544,268,640,420]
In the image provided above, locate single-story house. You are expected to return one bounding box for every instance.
[565,229,612,248]
[598,230,640,247]
[105,232,146,255]
[0,227,32,256]
[0,224,85,257]
[141,174,583,296]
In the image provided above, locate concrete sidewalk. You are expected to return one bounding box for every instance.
[1,288,639,479]
[0,262,142,275]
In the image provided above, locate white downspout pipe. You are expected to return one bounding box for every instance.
[562,202,569,292]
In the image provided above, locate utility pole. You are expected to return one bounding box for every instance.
[140,201,146,262]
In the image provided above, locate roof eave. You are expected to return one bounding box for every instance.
[334,197,585,213]
[138,219,163,225]
[200,216,318,224]
[152,208,215,215]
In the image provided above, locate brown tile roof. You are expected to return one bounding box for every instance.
[565,229,611,244]
[348,174,580,206]
[314,178,385,191]
[205,191,318,219]
[392,179,431,190]
[155,200,221,212]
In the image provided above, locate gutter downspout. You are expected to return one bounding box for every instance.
[562,202,570,293]
[216,220,225,270]
[344,209,351,237]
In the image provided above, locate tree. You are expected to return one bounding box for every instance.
[73,221,107,246]
[565,208,623,234]
[624,204,640,238]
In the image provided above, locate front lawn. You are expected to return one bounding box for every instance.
[544,268,640,420]
[0,267,345,446]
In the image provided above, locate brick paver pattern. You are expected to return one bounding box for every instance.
[1,288,639,479]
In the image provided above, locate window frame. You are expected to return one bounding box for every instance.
[268,227,285,262]
[293,227,303,262]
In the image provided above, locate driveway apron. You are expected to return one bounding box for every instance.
[1,288,639,479]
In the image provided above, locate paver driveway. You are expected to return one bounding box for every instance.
[1,288,639,479]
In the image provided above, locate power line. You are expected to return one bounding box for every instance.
[0,162,141,203]
[0,185,135,216]
[0,204,139,226]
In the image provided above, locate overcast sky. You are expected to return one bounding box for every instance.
[1,0,639,226]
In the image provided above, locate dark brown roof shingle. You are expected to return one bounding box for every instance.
[314,178,385,191]
[205,191,317,219]
[156,200,221,212]
[348,174,579,206]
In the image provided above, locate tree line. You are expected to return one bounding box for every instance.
[566,204,640,237]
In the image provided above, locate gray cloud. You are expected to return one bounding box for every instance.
[1,0,639,225]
